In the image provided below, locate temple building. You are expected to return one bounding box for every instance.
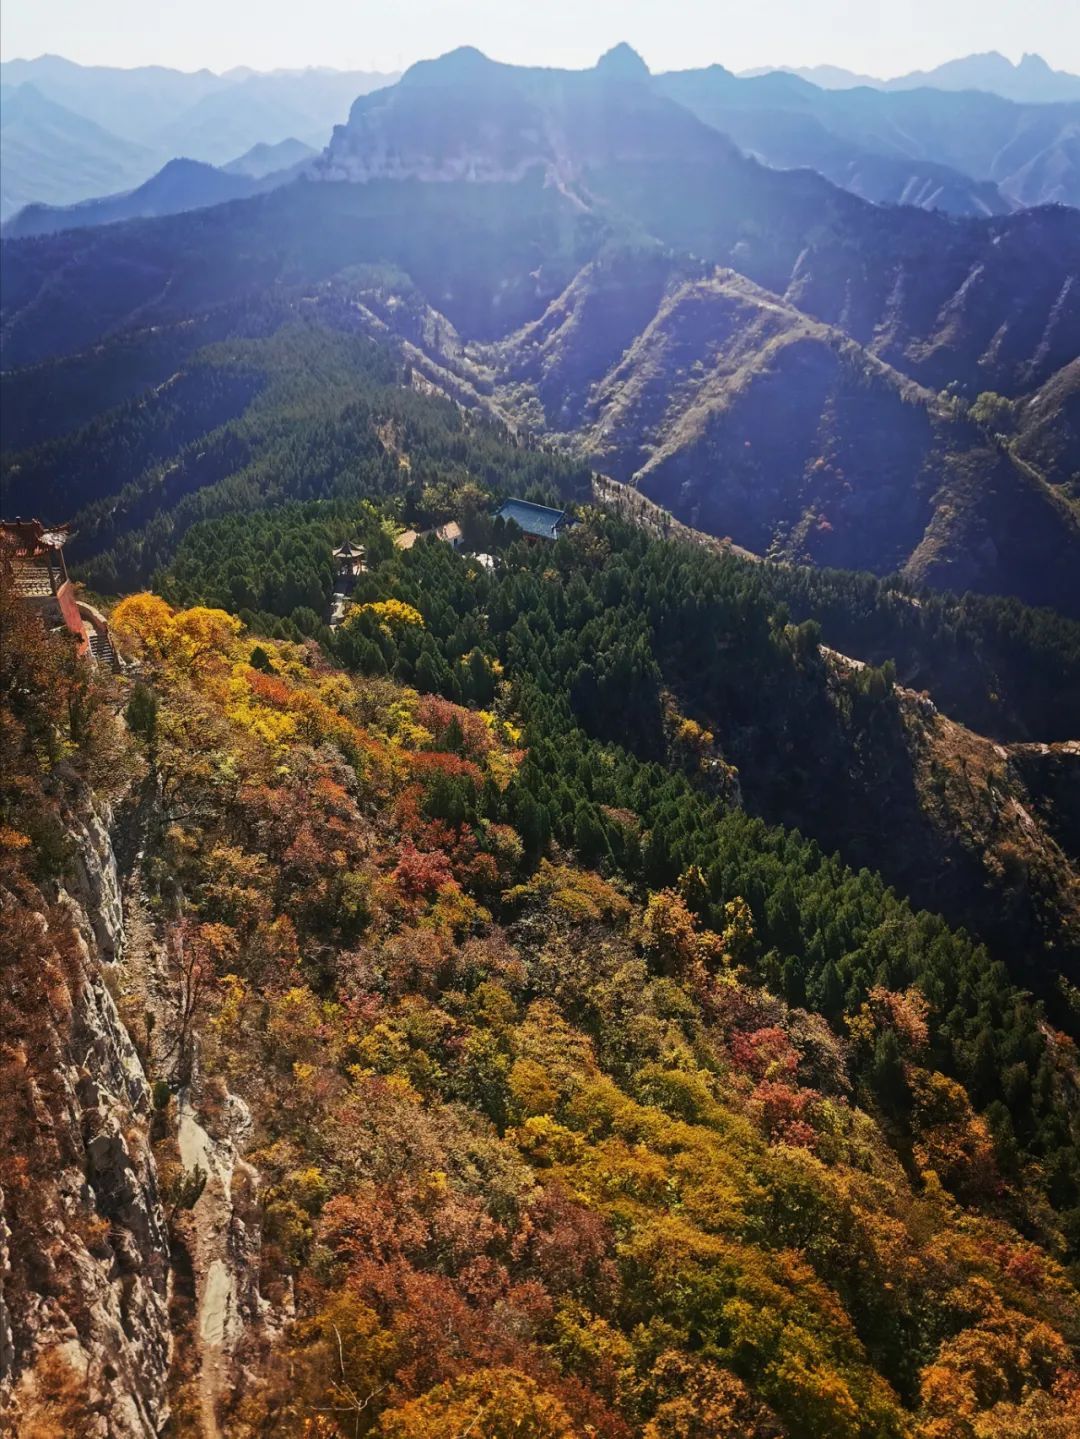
[494,498,572,542]
[0,518,102,661]
[333,539,367,579]
[329,538,367,628]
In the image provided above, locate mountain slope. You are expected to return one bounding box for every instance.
[7,51,1079,391]
[1,158,262,238]
[321,50,1080,396]
[480,263,1080,611]
[585,160,1079,396]
[148,81,325,165]
[0,55,397,166]
[657,67,1080,213]
[0,166,606,370]
[5,563,1078,1435]
[316,43,730,184]
[1014,359,1080,493]
[5,48,1080,1439]
[0,53,229,138]
[0,82,157,219]
[223,136,316,178]
[656,68,1015,216]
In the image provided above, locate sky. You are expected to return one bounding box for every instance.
[2,0,1078,77]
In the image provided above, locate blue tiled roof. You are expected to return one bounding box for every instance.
[495,498,570,540]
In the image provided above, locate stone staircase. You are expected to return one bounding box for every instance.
[88,629,119,670]
[11,557,55,599]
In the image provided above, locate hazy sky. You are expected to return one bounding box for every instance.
[2,0,1078,77]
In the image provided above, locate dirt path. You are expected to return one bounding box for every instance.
[177,1095,248,1439]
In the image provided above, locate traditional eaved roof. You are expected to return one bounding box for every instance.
[0,518,71,558]
[333,538,366,560]
[494,499,570,540]
[437,520,463,543]
[2,519,70,600]
[1,518,90,655]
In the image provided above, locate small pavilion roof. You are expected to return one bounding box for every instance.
[1,518,71,557]
[333,538,366,560]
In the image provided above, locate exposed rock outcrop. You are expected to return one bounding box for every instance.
[0,795,171,1437]
[315,44,718,189]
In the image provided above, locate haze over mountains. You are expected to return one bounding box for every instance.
[2,45,1080,229]
[0,55,397,218]
[0,153,316,240]
[656,67,1080,213]
[747,50,1080,104]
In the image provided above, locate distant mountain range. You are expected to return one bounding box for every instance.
[318,44,1080,214]
[744,51,1080,104]
[3,45,1078,615]
[0,56,397,218]
[0,154,316,239]
[656,66,1079,214]
[0,82,158,219]
[3,46,1078,235]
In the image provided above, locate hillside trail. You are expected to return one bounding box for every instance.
[117,793,263,1439]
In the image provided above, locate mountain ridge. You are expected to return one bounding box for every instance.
[746,49,1080,103]
[657,64,1080,212]
[0,81,158,219]
[6,47,1079,228]
[0,150,315,239]
[326,255,1080,613]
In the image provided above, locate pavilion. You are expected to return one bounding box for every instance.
[333,539,367,578]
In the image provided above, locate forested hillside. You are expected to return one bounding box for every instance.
[3,566,1079,1436]
[4,303,1078,988]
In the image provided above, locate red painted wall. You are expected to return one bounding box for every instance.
[56,580,91,657]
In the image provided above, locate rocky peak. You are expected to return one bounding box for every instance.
[595,42,651,81]
[399,45,498,88]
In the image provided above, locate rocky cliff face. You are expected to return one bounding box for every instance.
[315,44,725,189]
[0,795,171,1437]
[172,1089,269,1438]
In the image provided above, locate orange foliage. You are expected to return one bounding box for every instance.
[377,1368,578,1439]
[392,842,454,900]
[751,1079,818,1148]
[634,887,723,978]
[730,1026,799,1082]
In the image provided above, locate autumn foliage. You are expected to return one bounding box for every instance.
[4,580,1078,1439]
